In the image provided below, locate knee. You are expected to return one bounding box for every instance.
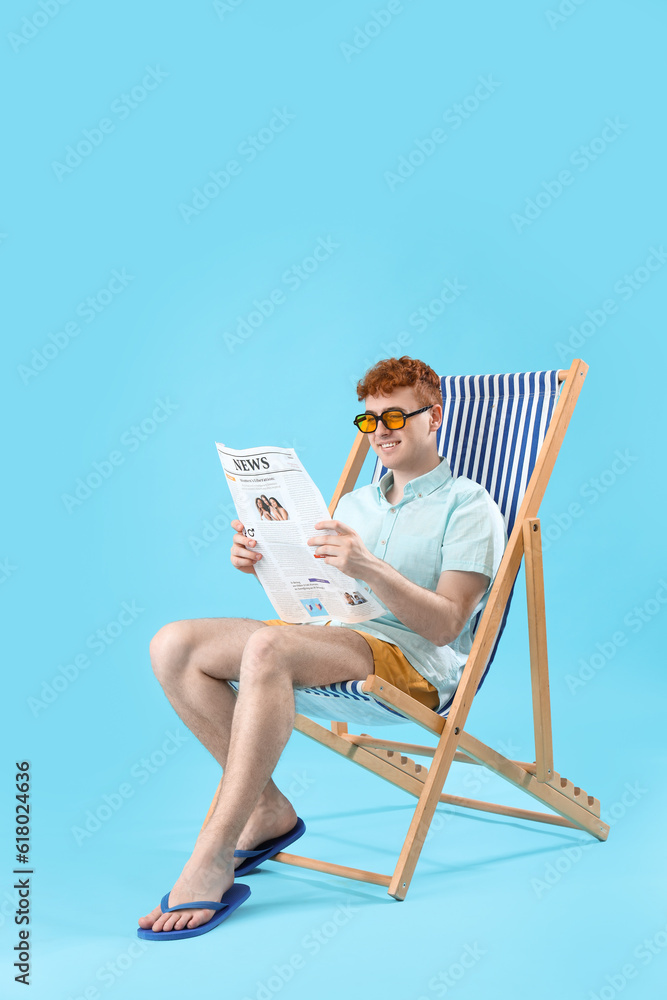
[149,621,194,685]
[239,627,295,683]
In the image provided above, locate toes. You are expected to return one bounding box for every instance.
[181,909,212,928]
[138,906,162,927]
[148,907,214,932]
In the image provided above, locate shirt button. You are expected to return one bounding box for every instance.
[380,540,386,545]
[417,493,422,498]
[389,508,396,514]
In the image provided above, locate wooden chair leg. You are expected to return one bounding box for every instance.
[388,717,461,900]
[523,517,554,782]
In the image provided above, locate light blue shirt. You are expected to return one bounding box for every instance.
[306,456,507,709]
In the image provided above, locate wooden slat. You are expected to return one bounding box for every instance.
[295,713,426,798]
[438,793,577,828]
[342,734,538,772]
[546,771,601,817]
[361,674,445,736]
[360,745,430,781]
[523,518,554,781]
[328,432,369,729]
[342,734,439,756]
[328,431,370,515]
[271,852,391,887]
[457,731,608,839]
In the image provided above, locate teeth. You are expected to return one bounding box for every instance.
[381,442,398,448]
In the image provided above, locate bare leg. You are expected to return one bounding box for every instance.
[139,616,295,930]
[143,624,374,933]
[145,615,263,767]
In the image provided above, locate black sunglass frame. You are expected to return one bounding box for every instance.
[353,404,433,433]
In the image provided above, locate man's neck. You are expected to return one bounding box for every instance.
[385,453,442,504]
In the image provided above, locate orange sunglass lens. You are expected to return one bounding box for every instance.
[355,415,376,432]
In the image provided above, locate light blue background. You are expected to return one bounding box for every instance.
[3,1,666,997]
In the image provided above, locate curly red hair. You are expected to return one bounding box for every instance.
[356,356,442,408]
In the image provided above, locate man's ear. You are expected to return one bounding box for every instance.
[430,403,443,430]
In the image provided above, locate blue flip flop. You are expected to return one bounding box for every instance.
[234,817,306,877]
[137,882,250,941]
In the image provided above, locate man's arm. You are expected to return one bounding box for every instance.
[361,561,488,646]
[308,520,489,647]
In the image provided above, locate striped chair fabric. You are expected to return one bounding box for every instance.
[232,371,563,726]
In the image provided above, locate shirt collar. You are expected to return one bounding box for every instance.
[376,456,453,502]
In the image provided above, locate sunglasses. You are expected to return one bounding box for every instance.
[353,405,433,434]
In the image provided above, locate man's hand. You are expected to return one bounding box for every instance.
[230,519,262,575]
[307,520,377,579]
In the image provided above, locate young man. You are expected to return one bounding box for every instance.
[138,356,506,938]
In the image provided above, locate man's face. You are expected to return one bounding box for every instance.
[361,386,442,468]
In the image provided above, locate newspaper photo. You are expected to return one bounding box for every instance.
[215,443,386,624]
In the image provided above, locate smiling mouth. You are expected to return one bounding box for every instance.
[379,441,400,450]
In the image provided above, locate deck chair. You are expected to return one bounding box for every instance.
[201,357,609,900]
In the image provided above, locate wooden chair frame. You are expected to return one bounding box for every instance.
[201,357,609,900]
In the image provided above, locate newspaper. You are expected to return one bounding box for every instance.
[215,443,385,624]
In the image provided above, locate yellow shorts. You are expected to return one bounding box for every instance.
[262,619,440,711]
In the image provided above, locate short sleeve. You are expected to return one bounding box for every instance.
[440,486,507,586]
[331,492,350,520]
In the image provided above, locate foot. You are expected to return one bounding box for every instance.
[138,849,235,934]
[137,794,297,932]
[234,792,298,869]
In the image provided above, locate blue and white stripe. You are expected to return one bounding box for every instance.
[374,369,561,536]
